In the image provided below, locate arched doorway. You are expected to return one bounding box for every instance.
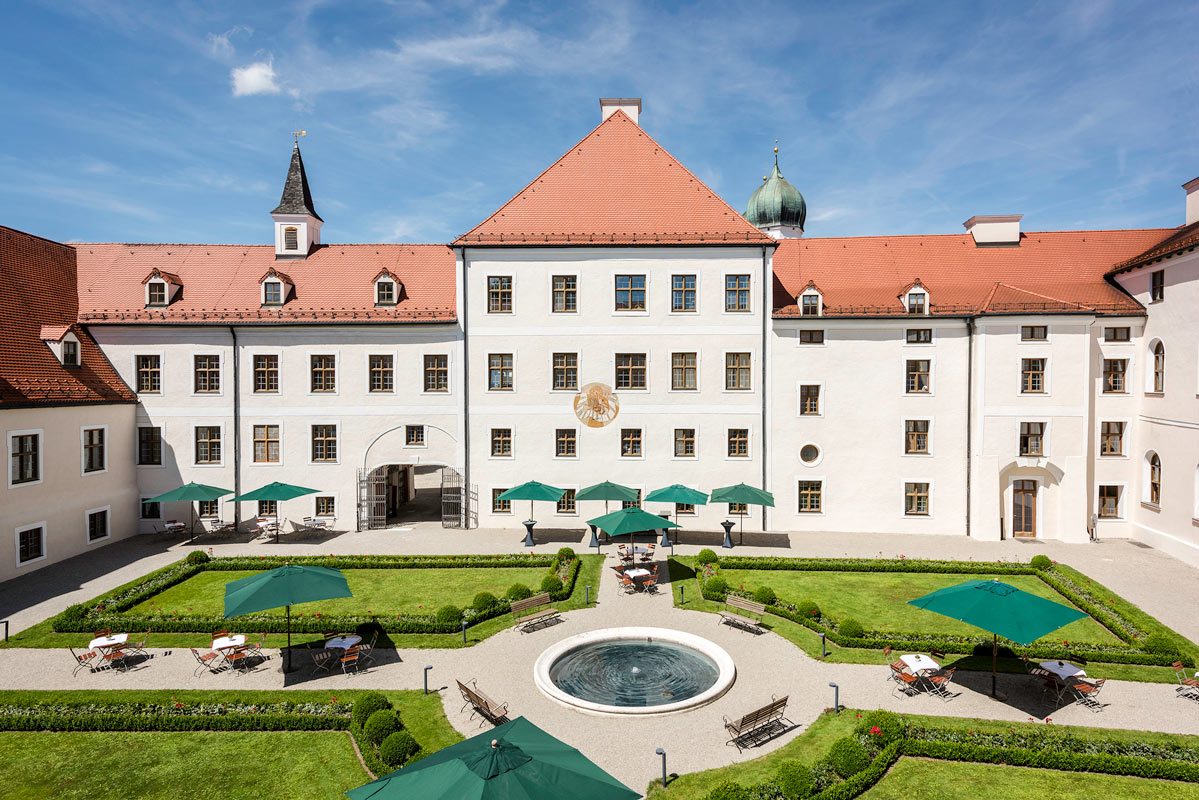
[358,463,465,530]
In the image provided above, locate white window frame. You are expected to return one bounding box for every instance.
[56,332,82,366]
[1096,418,1131,460]
[1096,482,1126,521]
[306,350,340,396]
[7,428,44,489]
[135,422,166,469]
[614,352,650,393]
[313,492,339,519]
[196,497,223,520]
[131,351,165,396]
[720,349,756,394]
[365,351,398,395]
[422,352,453,395]
[795,327,827,347]
[1006,475,1044,534]
[553,427,580,460]
[611,272,649,317]
[901,479,934,519]
[374,277,399,306]
[485,274,516,314]
[903,327,936,347]
[490,486,515,515]
[906,288,929,316]
[796,380,825,418]
[192,422,226,468]
[668,350,701,392]
[248,349,284,394]
[189,350,225,397]
[1018,324,1051,345]
[798,290,822,317]
[145,278,169,307]
[248,419,285,468]
[404,424,428,449]
[1142,450,1161,508]
[139,495,163,521]
[1144,337,1165,395]
[14,521,47,568]
[84,504,112,545]
[80,424,109,477]
[261,279,287,306]
[548,351,581,394]
[668,273,700,315]
[797,442,823,467]
[724,426,753,461]
[308,420,341,465]
[618,426,646,460]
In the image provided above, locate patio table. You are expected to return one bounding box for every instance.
[89,633,128,650]
[212,634,246,651]
[164,522,187,534]
[899,653,940,674]
[623,568,651,580]
[326,635,362,650]
[1040,660,1086,681]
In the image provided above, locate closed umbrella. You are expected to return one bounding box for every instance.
[709,483,775,545]
[644,485,709,545]
[907,578,1088,697]
[229,481,321,543]
[498,481,566,546]
[142,482,232,544]
[576,482,640,547]
[223,564,353,672]
[346,716,639,800]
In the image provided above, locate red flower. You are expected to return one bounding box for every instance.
[870,726,881,735]
[175,703,183,710]
[330,696,337,703]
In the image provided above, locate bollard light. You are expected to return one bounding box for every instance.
[828,682,840,713]
[655,747,667,789]
[819,632,826,658]
[462,619,467,645]
[423,665,433,695]
[586,585,591,606]
[680,585,685,605]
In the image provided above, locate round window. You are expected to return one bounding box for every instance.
[800,444,820,463]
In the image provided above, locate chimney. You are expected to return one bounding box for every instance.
[600,98,641,125]
[963,214,1022,246]
[1185,176,1199,226]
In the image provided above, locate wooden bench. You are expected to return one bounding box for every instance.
[457,678,510,727]
[719,596,766,633]
[511,592,559,633]
[724,695,790,751]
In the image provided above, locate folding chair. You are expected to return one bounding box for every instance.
[890,663,920,698]
[619,576,638,595]
[70,646,97,676]
[1072,678,1105,712]
[882,645,893,665]
[210,629,229,643]
[92,628,111,640]
[925,667,956,702]
[125,630,151,657]
[643,576,659,594]
[929,649,946,661]
[190,647,221,677]
[101,644,130,672]
[359,631,380,667]
[640,544,655,563]
[1173,661,1199,698]
[224,647,252,676]
[243,633,266,658]
[341,645,361,676]
[311,648,336,676]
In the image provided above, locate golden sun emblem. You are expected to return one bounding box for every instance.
[573,382,620,428]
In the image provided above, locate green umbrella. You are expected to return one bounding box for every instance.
[645,485,709,545]
[588,506,681,553]
[142,482,232,543]
[224,564,353,672]
[908,578,1088,697]
[498,482,566,547]
[346,716,639,800]
[229,481,322,543]
[709,483,775,544]
[576,482,641,548]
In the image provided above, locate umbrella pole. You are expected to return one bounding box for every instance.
[991,633,997,698]
[285,604,291,673]
[276,512,280,545]
[189,503,195,545]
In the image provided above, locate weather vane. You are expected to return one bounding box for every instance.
[291,129,307,143]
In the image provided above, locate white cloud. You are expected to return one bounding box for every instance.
[231,59,281,96]
[208,25,252,60]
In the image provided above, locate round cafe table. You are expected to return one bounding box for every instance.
[212,635,246,651]
[899,653,940,674]
[623,568,651,580]
[89,633,128,651]
[326,635,362,650]
[1040,660,1086,681]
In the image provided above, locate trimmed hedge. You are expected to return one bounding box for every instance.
[0,700,352,733]
[381,729,421,767]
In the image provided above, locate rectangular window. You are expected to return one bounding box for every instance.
[136,355,161,393]
[671,352,697,390]
[310,355,336,392]
[622,489,642,510]
[316,496,336,517]
[147,283,166,306]
[137,427,162,466]
[620,428,642,457]
[491,428,512,457]
[1021,325,1047,341]
[725,352,751,390]
[1102,359,1127,393]
[376,281,395,305]
[488,276,512,313]
[488,353,513,391]
[311,425,338,462]
[725,274,750,312]
[141,500,160,520]
[1020,358,1045,393]
[557,488,577,514]
[1104,327,1131,342]
[906,329,932,344]
[615,274,646,311]
[492,488,511,513]
[195,426,221,464]
[552,353,578,391]
[671,274,696,312]
[615,353,647,390]
[906,360,930,393]
[1100,421,1124,456]
[194,354,220,393]
[198,500,218,518]
[727,428,749,458]
[552,275,577,313]
[87,509,109,542]
[423,355,448,392]
[907,293,926,314]
[369,355,394,392]
[676,503,696,515]
[405,425,425,446]
[797,481,822,513]
[10,433,39,484]
[254,355,279,393]
[801,295,820,316]
[1098,485,1120,518]
[62,339,78,366]
[800,385,820,415]
[17,526,43,564]
[258,500,277,517]
[905,420,929,454]
[263,282,283,305]
[905,482,929,515]
[674,428,695,458]
[1150,270,1164,302]
[253,425,280,463]
[83,427,105,473]
[729,502,747,515]
[1019,422,1044,456]
[555,428,577,457]
[799,329,824,345]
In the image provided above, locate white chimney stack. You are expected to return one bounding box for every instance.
[600,98,641,125]
[1184,176,1199,226]
[963,214,1023,246]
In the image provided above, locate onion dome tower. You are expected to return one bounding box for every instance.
[744,145,806,238]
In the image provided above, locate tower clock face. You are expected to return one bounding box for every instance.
[573,382,620,428]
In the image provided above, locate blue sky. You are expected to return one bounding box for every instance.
[2,0,1196,245]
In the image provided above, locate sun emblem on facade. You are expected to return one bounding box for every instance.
[573,382,620,428]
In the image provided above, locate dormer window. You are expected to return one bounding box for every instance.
[907,292,926,315]
[147,282,167,306]
[263,281,283,305]
[62,339,79,366]
[377,280,396,305]
[801,295,819,316]
[284,227,299,251]
[258,268,293,306]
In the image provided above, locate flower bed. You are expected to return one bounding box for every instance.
[0,698,352,732]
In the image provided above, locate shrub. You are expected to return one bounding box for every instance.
[753,586,778,606]
[776,760,815,799]
[856,710,904,746]
[185,551,210,565]
[435,605,463,626]
[695,549,719,566]
[838,618,865,639]
[705,576,729,596]
[541,574,564,594]
[351,692,391,729]
[364,709,401,746]
[702,780,751,800]
[1030,554,1052,570]
[1144,633,1180,655]
[506,583,533,601]
[472,592,499,612]
[827,736,870,778]
[556,547,576,563]
[380,730,420,766]
[795,600,821,620]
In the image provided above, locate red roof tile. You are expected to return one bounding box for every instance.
[0,226,135,407]
[772,229,1172,318]
[1106,220,1199,276]
[74,243,457,324]
[454,111,773,246]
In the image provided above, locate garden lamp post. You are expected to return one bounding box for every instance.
[655,747,667,790]
[424,665,433,695]
[829,682,840,712]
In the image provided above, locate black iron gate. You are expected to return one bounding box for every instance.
[356,467,386,531]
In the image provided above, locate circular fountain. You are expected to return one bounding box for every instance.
[533,627,736,716]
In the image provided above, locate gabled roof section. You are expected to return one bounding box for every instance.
[1106,220,1199,276]
[38,324,72,342]
[142,268,181,285]
[259,266,294,285]
[271,142,323,222]
[454,111,773,246]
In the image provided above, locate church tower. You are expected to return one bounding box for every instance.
[270,137,323,259]
[744,146,806,239]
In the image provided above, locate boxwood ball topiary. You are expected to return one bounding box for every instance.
[557,547,576,562]
[186,550,210,564]
[795,599,821,620]
[856,709,904,746]
[695,549,719,566]
[380,729,420,767]
[752,586,777,606]
[776,760,815,799]
[827,736,870,778]
[705,576,729,596]
[351,693,392,729]
[364,709,401,746]
[541,574,564,594]
[506,583,533,601]
[703,781,751,800]
[1030,554,1053,570]
[838,618,865,639]
[435,605,463,626]
[472,592,498,612]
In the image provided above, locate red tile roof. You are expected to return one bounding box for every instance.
[454,110,773,246]
[1106,220,1199,276]
[0,226,135,407]
[74,243,457,324]
[771,229,1173,318]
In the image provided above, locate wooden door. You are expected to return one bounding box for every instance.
[1012,480,1037,537]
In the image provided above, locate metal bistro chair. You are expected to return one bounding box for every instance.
[889,663,921,698]
[189,647,222,677]
[619,575,638,595]
[1072,678,1106,712]
[341,645,362,676]
[1174,661,1199,699]
[311,648,337,677]
[359,631,380,667]
[100,644,130,672]
[70,646,97,677]
[925,667,957,702]
[125,630,151,657]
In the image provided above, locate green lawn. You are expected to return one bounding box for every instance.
[861,757,1199,799]
[717,568,1121,645]
[126,567,552,617]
